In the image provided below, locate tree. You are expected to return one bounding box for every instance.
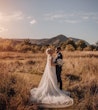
[96,41,98,46]
[76,40,87,50]
[65,44,75,51]
[84,45,97,51]
[66,39,76,49]
[83,46,92,51]
[60,38,76,50]
[3,40,14,51]
[15,44,31,52]
[23,39,32,46]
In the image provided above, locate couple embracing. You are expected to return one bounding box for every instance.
[30,47,73,108]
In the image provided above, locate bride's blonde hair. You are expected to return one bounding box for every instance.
[46,48,52,55]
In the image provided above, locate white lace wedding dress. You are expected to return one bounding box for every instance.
[30,55,73,108]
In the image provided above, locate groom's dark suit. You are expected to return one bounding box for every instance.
[55,52,63,90]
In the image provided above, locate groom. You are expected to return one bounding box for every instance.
[55,47,63,90]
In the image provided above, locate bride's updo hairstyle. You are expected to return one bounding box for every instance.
[46,48,52,55]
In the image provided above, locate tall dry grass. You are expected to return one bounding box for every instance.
[0,51,98,110]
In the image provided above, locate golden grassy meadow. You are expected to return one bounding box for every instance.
[0,51,98,110]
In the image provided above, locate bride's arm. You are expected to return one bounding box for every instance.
[50,58,57,66]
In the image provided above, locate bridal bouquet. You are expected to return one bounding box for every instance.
[57,59,64,66]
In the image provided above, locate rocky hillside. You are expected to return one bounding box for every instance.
[29,34,89,45]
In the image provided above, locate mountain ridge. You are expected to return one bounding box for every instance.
[0,34,89,45]
[29,34,89,45]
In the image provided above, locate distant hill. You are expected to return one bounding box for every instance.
[0,34,89,46]
[29,34,89,45]
[29,34,68,45]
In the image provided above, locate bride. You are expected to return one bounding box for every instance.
[30,48,73,108]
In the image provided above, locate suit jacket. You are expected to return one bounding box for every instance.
[55,53,63,63]
[55,52,63,72]
[55,52,63,61]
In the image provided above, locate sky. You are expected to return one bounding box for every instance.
[0,0,98,44]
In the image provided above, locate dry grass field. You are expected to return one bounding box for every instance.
[0,51,98,110]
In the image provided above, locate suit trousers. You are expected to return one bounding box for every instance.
[56,65,62,90]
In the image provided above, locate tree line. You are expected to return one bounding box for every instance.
[0,39,98,52]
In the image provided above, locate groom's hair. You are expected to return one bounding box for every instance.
[56,46,61,50]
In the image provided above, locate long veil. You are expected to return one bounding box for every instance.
[30,55,73,107]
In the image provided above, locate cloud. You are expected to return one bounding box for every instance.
[44,11,98,24]
[44,12,81,24]
[27,16,37,24]
[45,13,65,21]
[44,12,65,21]
[0,27,8,33]
[0,11,24,23]
[82,16,89,20]
[30,19,37,24]
[64,19,80,24]
[27,16,32,19]
[0,11,38,27]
